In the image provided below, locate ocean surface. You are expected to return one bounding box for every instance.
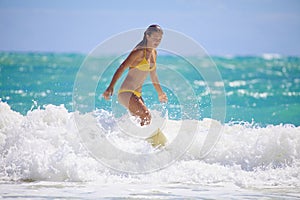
[1,52,300,199]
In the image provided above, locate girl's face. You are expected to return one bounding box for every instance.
[146,32,162,48]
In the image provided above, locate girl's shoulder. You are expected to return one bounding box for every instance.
[130,48,144,57]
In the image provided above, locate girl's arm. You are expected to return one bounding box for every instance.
[103,50,140,100]
[150,68,168,103]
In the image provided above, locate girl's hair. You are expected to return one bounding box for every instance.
[135,24,163,48]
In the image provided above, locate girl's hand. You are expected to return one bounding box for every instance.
[158,92,168,103]
[103,87,114,100]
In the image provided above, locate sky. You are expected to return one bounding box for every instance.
[0,0,300,56]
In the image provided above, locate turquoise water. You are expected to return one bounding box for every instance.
[1,52,299,126]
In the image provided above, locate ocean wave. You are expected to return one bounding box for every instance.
[0,101,299,189]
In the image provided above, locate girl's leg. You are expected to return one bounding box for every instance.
[118,92,151,126]
[128,94,151,126]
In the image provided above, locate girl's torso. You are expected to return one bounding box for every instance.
[120,48,156,92]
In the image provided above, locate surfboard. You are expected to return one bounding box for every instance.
[146,128,167,147]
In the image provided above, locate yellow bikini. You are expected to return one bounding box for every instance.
[118,89,142,98]
[118,49,156,97]
[129,56,156,71]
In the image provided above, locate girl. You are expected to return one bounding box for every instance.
[103,24,167,126]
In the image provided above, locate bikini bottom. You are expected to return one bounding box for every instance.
[118,89,142,98]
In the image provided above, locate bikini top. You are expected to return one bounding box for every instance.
[130,49,156,71]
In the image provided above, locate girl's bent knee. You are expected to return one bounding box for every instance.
[141,112,151,126]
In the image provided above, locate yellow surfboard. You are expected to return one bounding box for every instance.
[146,128,167,147]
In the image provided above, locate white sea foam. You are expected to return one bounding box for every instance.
[262,53,282,60]
[0,101,299,190]
[228,80,247,87]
